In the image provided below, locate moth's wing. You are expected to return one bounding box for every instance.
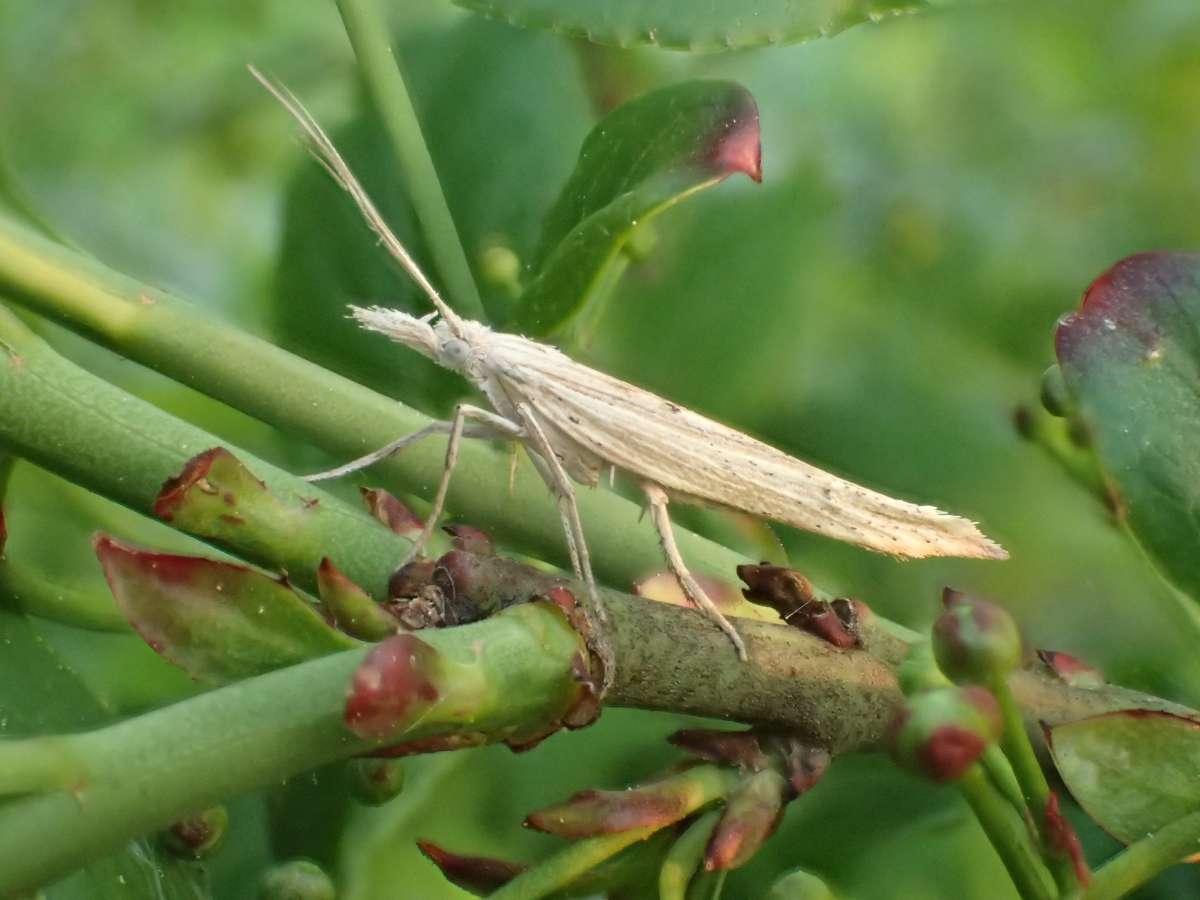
[490,335,1005,561]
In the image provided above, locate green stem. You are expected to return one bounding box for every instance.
[958,765,1057,900]
[1084,808,1200,900]
[993,674,1079,894]
[0,602,582,895]
[0,560,127,632]
[334,0,485,322]
[0,736,88,795]
[0,216,766,614]
[659,809,722,900]
[489,766,735,900]
[980,744,1030,823]
[687,869,727,900]
[0,301,412,599]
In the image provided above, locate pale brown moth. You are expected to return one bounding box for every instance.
[251,67,1006,661]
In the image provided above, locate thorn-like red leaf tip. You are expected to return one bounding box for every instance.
[1038,649,1104,688]
[154,448,227,520]
[361,488,424,537]
[344,634,440,741]
[1044,792,1091,886]
[416,840,525,893]
[709,98,763,183]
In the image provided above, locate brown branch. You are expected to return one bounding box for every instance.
[426,551,1196,754]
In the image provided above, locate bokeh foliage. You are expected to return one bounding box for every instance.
[2,0,1200,897]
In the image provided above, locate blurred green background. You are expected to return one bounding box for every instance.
[2,0,1200,897]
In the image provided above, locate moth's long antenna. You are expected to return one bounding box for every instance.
[248,65,466,337]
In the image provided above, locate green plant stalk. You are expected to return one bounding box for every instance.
[0,301,411,599]
[334,0,485,323]
[0,560,128,632]
[957,764,1057,900]
[0,603,583,895]
[992,673,1079,894]
[659,809,722,900]
[687,869,727,900]
[0,215,765,609]
[0,735,88,795]
[980,744,1029,823]
[1084,808,1200,900]
[489,766,736,900]
[0,555,1194,891]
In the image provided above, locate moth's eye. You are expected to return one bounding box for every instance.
[442,338,470,367]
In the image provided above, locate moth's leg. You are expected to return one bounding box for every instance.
[305,407,520,482]
[515,403,605,624]
[525,452,584,580]
[642,482,748,661]
[399,404,525,566]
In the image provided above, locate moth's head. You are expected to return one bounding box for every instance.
[350,306,484,376]
[350,306,441,362]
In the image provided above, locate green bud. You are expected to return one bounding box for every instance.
[887,686,1002,783]
[623,222,659,261]
[933,590,1023,684]
[479,243,521,294]
[1039,365,1071,418]
[160,805,228,860]
[766,867,837,900]
[347,757,406,806]
[258,859,335,900]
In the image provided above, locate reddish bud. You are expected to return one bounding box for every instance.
[160,805,228,860]
[525,776,690,838]
[417,840,525,893]
[443,523,495,556]
[776,741,830,796]
[706,769,788,870]
[737,564,859,648]
[933,591,1023,684]
[888,686,1003,783]
[344,635,441,741]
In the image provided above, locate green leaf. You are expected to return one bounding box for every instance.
[47,838,212,900]
[1055,253,1200,602]
[0,608,109,737]
[1048,709,1200,845]
[455,0,928,51]
[95,535,358,685]
[513,80,761,337]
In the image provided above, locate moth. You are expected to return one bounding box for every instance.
[251,68,1006,661]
